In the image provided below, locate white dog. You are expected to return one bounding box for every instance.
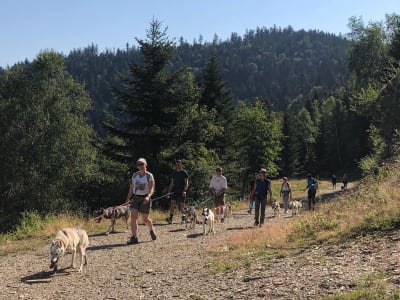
[202,208,215,235]
[289,200,303,216]
[224,202,233,221]
[271,201,280,217]
[50,228,89,273]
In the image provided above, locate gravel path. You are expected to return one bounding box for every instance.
[1,192,399,299]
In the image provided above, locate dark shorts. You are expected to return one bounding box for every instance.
[130,194,151,214]
[308,189,316,200]
[171,191,186,205]
[214,193,225,208]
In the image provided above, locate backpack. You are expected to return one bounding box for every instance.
[281,182,290,192]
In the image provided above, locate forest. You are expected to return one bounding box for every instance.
[0,14,399,232]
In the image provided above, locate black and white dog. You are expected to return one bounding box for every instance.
[181,206,197,230]
[94,205,131,235]
[201,207,215,235]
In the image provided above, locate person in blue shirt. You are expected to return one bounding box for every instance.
[250,168,273,227]
[304,173,318,211]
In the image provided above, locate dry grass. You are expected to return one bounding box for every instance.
[0,209,169,256]
[212,164,400,268]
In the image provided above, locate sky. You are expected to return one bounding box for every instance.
[0,0,399,68]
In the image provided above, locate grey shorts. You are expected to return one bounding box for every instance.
[130,194,151,214]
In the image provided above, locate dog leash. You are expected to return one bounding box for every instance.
[150,192,174,203]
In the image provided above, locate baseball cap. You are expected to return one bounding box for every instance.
[137,158,147,165]
[260,168,267,173]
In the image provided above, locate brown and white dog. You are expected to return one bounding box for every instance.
[202,207,215,235]
[50,228,89,273]
[94,205,130,235]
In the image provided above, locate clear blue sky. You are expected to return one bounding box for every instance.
[0,0,399,68]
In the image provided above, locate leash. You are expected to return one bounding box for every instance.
[150,192,174,203]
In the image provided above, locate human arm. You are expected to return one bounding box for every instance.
[167,178,174,198]
[268,181,273,201]
[182,177,189,196]
[144,179,154,203]
[126,181,134,203]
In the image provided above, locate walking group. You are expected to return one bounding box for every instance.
[124,156,333,244]
[247,170,320,225]
[125,158,227,245]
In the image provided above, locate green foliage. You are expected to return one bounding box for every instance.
[226,100,283,193]
[0,211,44,242]
[0,51,101,231]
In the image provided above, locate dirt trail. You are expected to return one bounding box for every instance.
[1,186,399,299]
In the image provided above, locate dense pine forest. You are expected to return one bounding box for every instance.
[0,14,399,231]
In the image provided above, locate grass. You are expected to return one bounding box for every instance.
[210,160,400,275]
[0,208,169,256]
[322,273,400,300]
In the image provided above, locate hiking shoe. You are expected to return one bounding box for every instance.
[254,221,259,227]
[127,236,139,245]
[247,209,252,214]
[150,230,157,241]
[165,217,172,224]
[259,224,264,228]
[221,217,224,223]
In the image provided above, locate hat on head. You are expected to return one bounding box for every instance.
[175,159,182,163]
[260,168,267,173]
[137,158,147,165]
[283,176,288,181]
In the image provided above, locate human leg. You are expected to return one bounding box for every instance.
[254,196,261,225]
[260,196,267,225]
[283,193,289,213]
[166,199,176,224]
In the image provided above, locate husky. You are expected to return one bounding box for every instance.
[94,205,130,235]
[202,208,215,235]
[182,206,197,230]
[289,200,303,216]
[271,201,280,217]
[50,228,89,273]
[224,201,233,221]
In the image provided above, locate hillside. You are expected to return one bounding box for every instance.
[62,27,348,133]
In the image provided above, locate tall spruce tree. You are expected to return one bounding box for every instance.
[102,20,219,197]
[102,20,179,172]
[200,56,234,158]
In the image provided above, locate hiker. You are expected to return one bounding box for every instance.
[166,159,189,224]
[332,174,337,190]
[280,176,292,214]
[126,158,156,245]
[209,166,228,223]
[342,174,348,189]
[251,168,272,227]
[304,173,318,211]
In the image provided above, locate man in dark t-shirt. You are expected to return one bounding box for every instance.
[166,159,189,224]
